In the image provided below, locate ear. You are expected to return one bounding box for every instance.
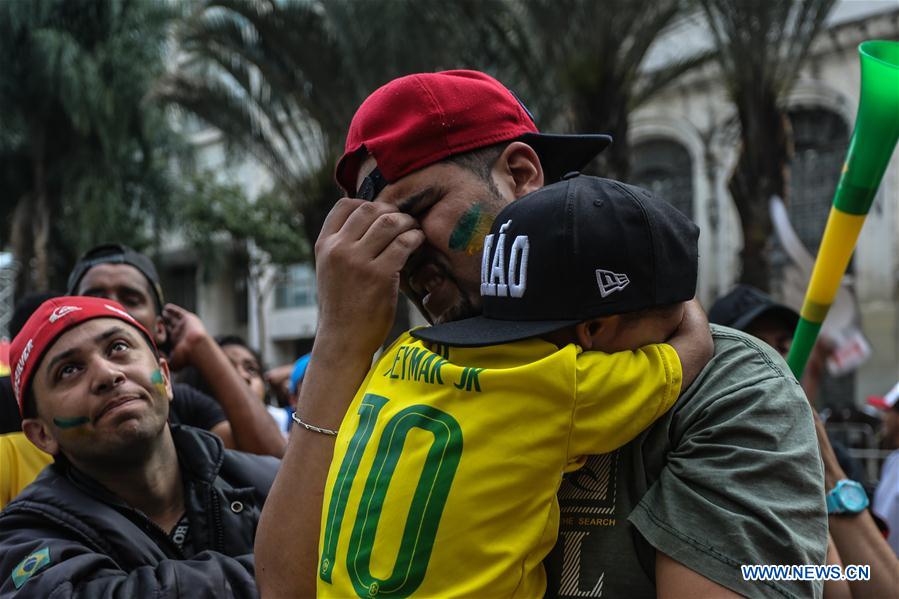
[153,314,168,347]
[575,316,620,352]
[492,141,545,200]
[22,418,59,456]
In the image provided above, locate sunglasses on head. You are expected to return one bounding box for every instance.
[356,167,388,201]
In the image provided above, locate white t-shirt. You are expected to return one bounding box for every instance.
[266,405,291,438]
[873,450,899,555]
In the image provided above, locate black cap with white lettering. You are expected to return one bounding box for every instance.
[411,173,699,347]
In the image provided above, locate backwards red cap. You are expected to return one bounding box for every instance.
[335,70,612,195]
[9,296,158,416]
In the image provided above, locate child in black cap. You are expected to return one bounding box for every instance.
[316,174,713,597]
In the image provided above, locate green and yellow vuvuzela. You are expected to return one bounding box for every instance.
[787,40,899,379]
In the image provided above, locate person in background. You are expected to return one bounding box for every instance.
[68,244,285,457]
[0,292,60,508]
[1,292,61,434]
[288,353,310,404]
[870,381,899,557]
[1,296,276,596]
[265,352,310,411]
[181,336,295,438]
[710,284,899,598]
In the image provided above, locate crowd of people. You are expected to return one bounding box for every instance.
[1,68,897,598]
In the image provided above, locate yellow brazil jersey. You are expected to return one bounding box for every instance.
[318,331,681,598]
[0,432,53,509]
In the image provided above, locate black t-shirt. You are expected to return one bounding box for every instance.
[168,383,227,432]
[168,512,194,555]
[0,377,21,434]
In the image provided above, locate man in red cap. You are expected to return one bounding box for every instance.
[256,70,825,598]
[0,296,276,596]
[68,243,286,458]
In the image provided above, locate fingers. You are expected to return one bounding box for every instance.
[162,304,185,327]
[162,306,181,331]
[316,198,421,263]
[338,200,418,250]
[373,228,426,272]
[318,197,368,242]
[357,211,421,259]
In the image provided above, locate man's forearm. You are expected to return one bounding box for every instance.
[255,337,374,598]
[255,197,423,597]
[816,418,899,597]
[192,336,286,457]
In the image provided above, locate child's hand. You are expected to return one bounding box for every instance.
[668,299,714,392]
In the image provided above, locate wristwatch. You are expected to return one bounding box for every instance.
[826,479,869,515]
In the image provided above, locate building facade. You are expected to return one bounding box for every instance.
[633,3,899,406]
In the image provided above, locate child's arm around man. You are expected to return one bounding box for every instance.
[567,298,712,459]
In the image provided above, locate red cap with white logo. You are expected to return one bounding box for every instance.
[868,381,899,411]
[9,296,158,416]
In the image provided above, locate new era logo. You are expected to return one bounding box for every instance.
[596,269,629,297]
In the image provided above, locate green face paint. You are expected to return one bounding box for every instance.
[448,204,495,256]
[151,369,167,397]
[53,416,90,429]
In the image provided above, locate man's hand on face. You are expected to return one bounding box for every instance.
[315,198,424,356]
[162,303,210,371]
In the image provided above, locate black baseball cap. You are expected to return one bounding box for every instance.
[412,174,699,347]
[708,285,798,332]
[67,244,165,312]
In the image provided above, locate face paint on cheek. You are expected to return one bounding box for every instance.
[448,204,496,256]
[53,416,90,429]
[151,369,167,397]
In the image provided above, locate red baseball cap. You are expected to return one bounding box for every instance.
[868,381,899,411]
[9,296,158,416]
[335,70,612,195]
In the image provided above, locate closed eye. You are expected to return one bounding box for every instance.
[397,187,444,220]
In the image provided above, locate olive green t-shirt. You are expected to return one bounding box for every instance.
[545,326,827,599]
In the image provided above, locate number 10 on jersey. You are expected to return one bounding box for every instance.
[319,393,463,598]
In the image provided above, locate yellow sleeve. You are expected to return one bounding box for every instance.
[0,435,12,509]
[568,343,681,459]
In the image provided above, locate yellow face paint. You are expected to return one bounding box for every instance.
[54,415,93,438]
[151,369,167,397]
[448,204,496,256]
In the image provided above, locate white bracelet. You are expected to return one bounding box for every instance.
[291,412,339,436]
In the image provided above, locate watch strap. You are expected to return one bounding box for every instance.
[826,488,843,514]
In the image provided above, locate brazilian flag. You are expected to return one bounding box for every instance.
[12,547,50,589]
